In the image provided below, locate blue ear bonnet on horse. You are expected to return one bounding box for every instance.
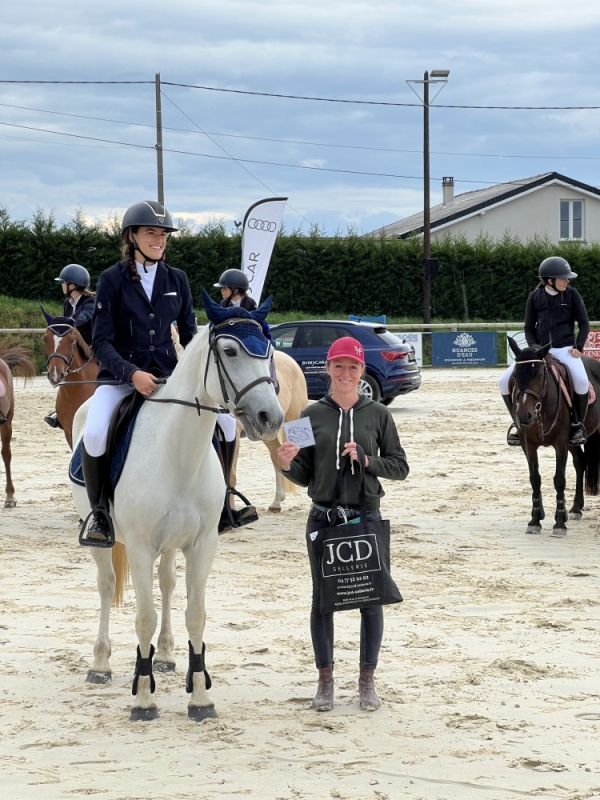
[201,288,273,358]
[41,305,75,335]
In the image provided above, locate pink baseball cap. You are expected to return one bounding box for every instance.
[326,336,365,364]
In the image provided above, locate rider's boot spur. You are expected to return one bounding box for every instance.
[80,444,115,548]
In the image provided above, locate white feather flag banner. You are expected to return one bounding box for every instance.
[241,197,287,301]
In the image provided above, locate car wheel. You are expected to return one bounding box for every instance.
[358,373,381,402]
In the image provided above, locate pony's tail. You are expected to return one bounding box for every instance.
[0,341,36,379]
[111,543,129,607]
[585,429,600,496]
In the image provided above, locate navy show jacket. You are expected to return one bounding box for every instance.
[63,294,95,345]
[92,260,197,384]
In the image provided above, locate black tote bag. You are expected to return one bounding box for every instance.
[311,453,403,615]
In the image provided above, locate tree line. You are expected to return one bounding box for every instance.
[2,208,600,321]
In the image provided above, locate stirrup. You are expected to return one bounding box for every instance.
[569,423,587,446]
[506,423,521,447]
[79,506,115,548]
[218,487,258,534]
[44,411,63,429]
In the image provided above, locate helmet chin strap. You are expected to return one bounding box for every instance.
[131,233,163,272]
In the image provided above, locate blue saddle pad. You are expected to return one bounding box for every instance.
[69,401,144,490]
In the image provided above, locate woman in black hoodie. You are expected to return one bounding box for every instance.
[278,336,409,713]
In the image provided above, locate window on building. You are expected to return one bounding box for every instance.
[560,200,584,240]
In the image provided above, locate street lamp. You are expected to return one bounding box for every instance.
[406,70,450,324]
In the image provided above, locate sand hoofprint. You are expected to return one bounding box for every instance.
[1,371,600,800]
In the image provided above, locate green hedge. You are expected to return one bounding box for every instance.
[2,208,600,321]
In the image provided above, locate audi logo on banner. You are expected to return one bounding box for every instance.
[248,218,277,232]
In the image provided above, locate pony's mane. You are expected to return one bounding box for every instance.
[72,328,93,361]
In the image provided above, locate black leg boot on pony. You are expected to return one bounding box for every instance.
[502,394,520,446]
[80,444,115,548]
[217,439,258,534]
[569,393,589,446]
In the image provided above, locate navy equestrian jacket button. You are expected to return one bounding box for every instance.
[149,330,155,335]
[149,313,154,319]
[149,346,155,351]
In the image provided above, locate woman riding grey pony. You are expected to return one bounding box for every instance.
[499,256,590,447]
[80,201,197,546]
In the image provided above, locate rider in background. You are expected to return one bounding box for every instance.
[80,201,196,546]
[215,269,257,311]
[499,256,590,447]
[44,264,95,428]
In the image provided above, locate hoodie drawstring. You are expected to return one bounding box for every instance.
[335,406,355,475]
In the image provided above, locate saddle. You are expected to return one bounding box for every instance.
[69,391,145,494]
[510,354,597,408]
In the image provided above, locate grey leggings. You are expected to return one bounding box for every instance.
[305,510,384,670]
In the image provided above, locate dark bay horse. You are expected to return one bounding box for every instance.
[0,341,36,507]
[508,338,600,535]
[42,309,98,449]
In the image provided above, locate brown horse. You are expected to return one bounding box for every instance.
[231,349,309,512]
[42,310,98,449]
[0,341,36,508]
[508,338,600,535]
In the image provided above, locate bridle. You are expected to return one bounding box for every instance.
[45,324,95,378]
[147,317,275,416]
[513,356,561,440]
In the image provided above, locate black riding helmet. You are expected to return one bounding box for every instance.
[55,264,90,291]
[122,201,178,265]
[539,256,578,280]
[214,268,250,292]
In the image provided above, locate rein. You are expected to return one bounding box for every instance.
[514,356,562,440]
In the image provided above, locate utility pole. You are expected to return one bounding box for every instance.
[406,69,450,324]
[155,72,164,205]
[422,70,431,325]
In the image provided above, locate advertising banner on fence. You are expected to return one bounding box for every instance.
[241,197,287,301]
[583,331,600,362]
[506,330,527,364]
[432,331,497,367]
[394,332,423,366]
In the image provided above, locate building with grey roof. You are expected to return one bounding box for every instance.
[368,172,600,245]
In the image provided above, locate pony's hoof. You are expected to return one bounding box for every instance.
[569,512,582,520]
[550,527,567,537]
[153,660,176,673]
[188,704,218,721]
[130,706,159,721]
[86,670,111,685]
[268,507,281,513]
[525,525,542,534]
[4,500,16,509]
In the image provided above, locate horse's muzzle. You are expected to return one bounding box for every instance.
[237,405,284,441]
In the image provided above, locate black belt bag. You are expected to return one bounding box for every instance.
[311,451,402,615]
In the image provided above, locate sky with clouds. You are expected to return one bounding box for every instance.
[1,0,600,235]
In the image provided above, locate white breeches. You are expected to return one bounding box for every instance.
[83,384,135,457]
[216,413,237,442]
[499,346,589,396]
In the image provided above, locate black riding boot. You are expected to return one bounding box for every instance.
[44,410,63,429]
[502,394,520,446]
[218,439,258,534]
[80,444,114,547]
[569,392,589,446]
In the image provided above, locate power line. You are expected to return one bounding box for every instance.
[160,90,312,225]
[3,100,600,163]
[1,119,596,189]
[3,79,600,110]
